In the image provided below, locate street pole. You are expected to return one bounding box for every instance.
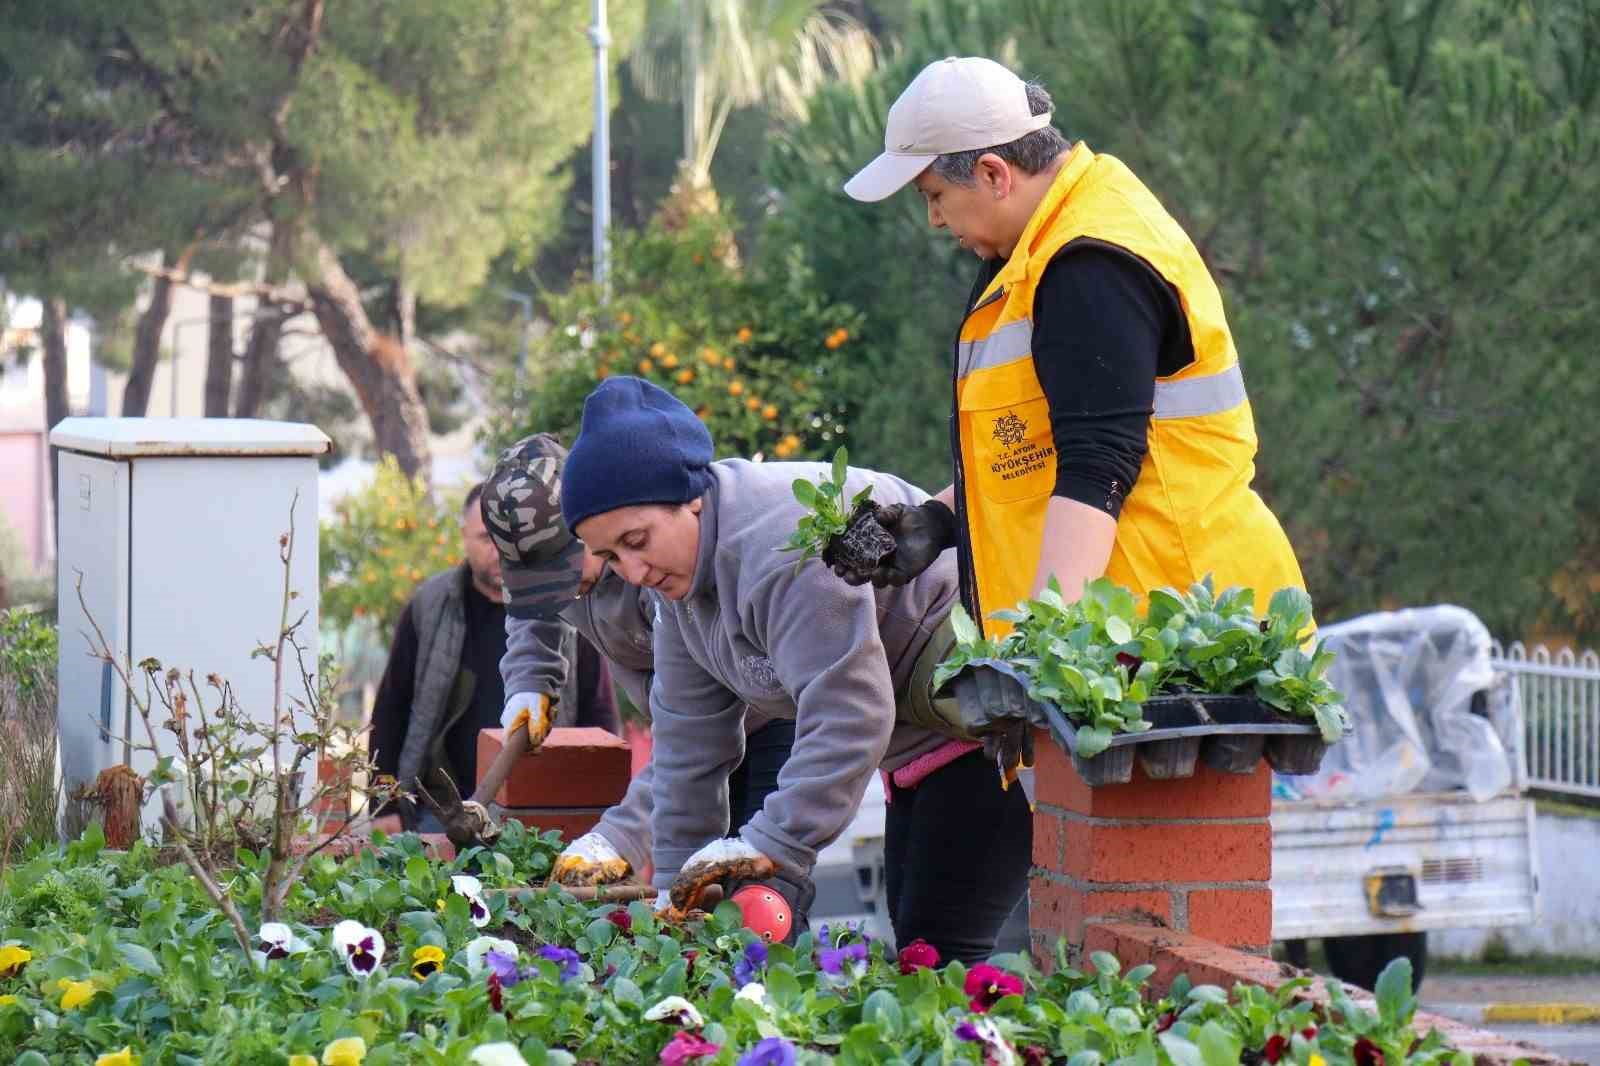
[589,0,612,304]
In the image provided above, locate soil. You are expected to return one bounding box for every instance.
[828,505,896,573]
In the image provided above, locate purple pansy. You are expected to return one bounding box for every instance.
[538,944,581,982]
[733,940,768,987]
[736,1036,797,1066]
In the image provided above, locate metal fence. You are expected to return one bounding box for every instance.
[1491,641,1600,799]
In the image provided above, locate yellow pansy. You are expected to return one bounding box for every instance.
[0,994,17,1007]
[1309,1057,1326,1066]
[57,977,96,1010]
[290,1057,318,1066]
[322,1036,368,1065]
[411,944,446,980]
[95,1048,135,1066]
[0,944,30,977]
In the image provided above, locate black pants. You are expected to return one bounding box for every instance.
[728,719,797,832]
[884,749,1032,965]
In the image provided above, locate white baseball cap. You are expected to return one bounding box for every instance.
[843,56,1053,203]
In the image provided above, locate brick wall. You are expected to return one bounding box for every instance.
[1028,726,1274,965]
[476,726,632,838]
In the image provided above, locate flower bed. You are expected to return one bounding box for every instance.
[0,825,1465,1065]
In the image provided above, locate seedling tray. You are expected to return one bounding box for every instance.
[963,660,1331,787]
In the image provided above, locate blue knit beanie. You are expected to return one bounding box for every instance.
[560,376,715,531]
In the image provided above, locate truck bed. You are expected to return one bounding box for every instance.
[1271,791,1539,941]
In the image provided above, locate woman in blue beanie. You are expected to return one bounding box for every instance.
[561,376,1031,964]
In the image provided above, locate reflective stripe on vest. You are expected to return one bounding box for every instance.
[958,316,1248,420]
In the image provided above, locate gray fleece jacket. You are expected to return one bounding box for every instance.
[500,570,779,873]
[649,459,955,887]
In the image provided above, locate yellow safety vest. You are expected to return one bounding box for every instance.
[954,143,1307,635]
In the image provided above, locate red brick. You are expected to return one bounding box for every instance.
[1034,729,1271,819]
[477,726,631,808]
[1028,874,1083,939]
[1031,809,1064,871]
[1187,888,1273,949]
[1083,889,1173,930]
[1062,820,1271,884]
[502,807,607,841]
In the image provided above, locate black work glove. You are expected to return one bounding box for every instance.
[824,499,958,588]
[953,666,1038,790]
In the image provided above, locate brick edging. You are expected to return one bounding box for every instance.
[1083,923,1579,1066]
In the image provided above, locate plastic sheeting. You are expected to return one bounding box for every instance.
[1282,605,1518,803]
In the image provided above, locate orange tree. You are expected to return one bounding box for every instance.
[482,213,864,462]
[319,457,466,645]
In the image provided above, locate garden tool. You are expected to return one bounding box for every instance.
[416,683,555,851]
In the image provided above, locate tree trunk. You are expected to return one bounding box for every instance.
[204,294,235,416]
[391,277,416,349]
[121,250,185,417]
[306,241,432,479]
[235,222,293,418]
[41,295,70,523]
[41,296,70,430]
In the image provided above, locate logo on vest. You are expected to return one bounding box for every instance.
[992,410,1028,447]
[987,408,1054,483]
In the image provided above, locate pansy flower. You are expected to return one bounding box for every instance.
[451,874,492,928]
[466,936,519,975]
[0,944,31,978]
[736,1036,797,1066]
[734,982,769,1009]
[660,1031,720,1065]
[331,920,385,978]
[411,944,446,980]
[321,1035,367,1065]
[469,1044,530,1066]
[487,971,506,1013]
[94,1048,134,1066]
[486,948,522,986]
[964,964,1023,1013]
[818,941,868,981]
[607,908,633,934]
[1353,1037,1382,1066]
[644,995,705,1027]
[733,940,767,987]
[56,977,97,1010]
[258,922,310,960]
[896,938,939,974]
[538,944,582,982]
[1264,1035,1288,1064]
[956,1017,1017,1066]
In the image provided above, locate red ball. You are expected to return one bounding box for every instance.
[730,885,791,942]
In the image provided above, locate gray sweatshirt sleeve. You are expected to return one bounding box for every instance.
[648,609,748,888]
[594,763,654,874]
[500,612,571,700]
[735,562,896,879]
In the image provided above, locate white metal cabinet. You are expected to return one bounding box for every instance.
[51,418,331,829]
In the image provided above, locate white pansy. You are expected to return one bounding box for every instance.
[643,995,705,1027]
[734,982,770,1009]
[451,874,492,928]
[330,920,385,978]
[468,1043,530,1066]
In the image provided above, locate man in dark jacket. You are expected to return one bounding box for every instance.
[369,482,620,832]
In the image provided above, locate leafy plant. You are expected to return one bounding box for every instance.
[480,213,865,467]
[320,457,467,646]
[936,576,1349,757]
[780,447,876,564]
[0,607,59,857]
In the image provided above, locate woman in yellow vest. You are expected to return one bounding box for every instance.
[836,57,1307,768]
